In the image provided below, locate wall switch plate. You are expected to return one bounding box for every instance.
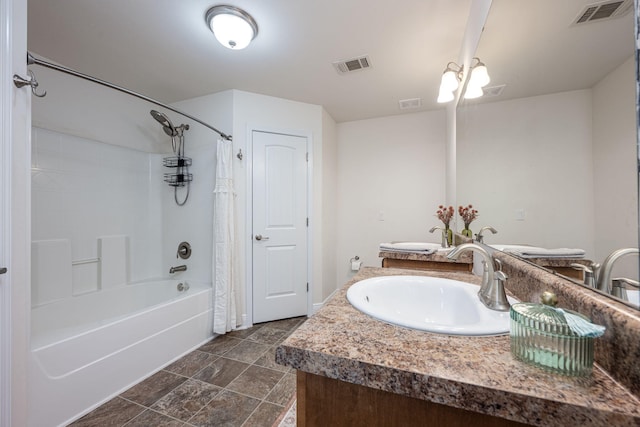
[515,209,526,221]
[378,211,385,221]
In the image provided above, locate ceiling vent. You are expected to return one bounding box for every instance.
[398,98,422,110]
[332,55,372,74]
[482,85,506,98]
[572,0,632,25]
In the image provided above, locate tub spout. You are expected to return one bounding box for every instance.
[170,265,187,274]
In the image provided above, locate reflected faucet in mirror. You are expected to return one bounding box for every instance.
[447,243,510,311]
[429,226,450,248]
[596,248,640,295]
[571,262,600,288]
[612,277,640,302]
[475,226,497,244]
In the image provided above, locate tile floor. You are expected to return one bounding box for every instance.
[69,317,306,427]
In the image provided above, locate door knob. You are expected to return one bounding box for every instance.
[255,234,270,241]
[0,267,6,274]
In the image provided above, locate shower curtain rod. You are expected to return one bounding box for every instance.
[26,52,233,141]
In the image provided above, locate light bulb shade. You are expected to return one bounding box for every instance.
[437,88,455,103]
[464,84,484,99]
[206,5,258,50]
[469,64,490,88]
[440,70,460,92]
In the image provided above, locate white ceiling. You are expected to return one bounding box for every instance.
[27,0,634,123]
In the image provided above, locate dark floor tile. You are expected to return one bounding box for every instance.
[242,402,286,427]
[226,365,285,399]
[265,373,296,406]
[254,346,290,373]
[120,370,187,407]
[198,335,243,356]
[193,357,249,387]
[163,350,218,377]
[263,317,306,332]
[124,409,184,426]
[226,324,264,339]
[151,379,221,422]
[223,340,270,364]
[188,390,260,427]
[69,397,144,426]
[246,326,287,345]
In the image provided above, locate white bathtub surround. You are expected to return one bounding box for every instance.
[31,239,73,306]
[97,235,129,289]
[213,138,242,334]
[29,280,213,427]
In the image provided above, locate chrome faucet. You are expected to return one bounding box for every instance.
[429,226,450,248]
[596,248,639,293]
[570,262,599,288]
[447,243,510,311]
[475,226,497,244]
[169,264,187,274]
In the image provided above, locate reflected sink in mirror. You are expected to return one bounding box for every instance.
[346,275,518,336]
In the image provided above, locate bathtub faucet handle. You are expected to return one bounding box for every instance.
[176,241,191,260]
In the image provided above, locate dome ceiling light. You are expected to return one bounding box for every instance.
[205,5,258,50]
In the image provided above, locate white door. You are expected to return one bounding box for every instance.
[252,130,308,323]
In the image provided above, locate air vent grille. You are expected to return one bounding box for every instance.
[482,85,506,98]
[398,98,422,110]
[572,0,632,25]
[332,55,372,74]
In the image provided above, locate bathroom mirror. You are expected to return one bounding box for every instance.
[456,0,639,308]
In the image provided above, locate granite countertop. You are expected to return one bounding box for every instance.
[378,249,472,264]
[275,267,640,427]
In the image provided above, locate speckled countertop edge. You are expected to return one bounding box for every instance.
[378,250,472,263]
[276,267,640,427]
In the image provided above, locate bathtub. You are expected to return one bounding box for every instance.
[29,280,213,427]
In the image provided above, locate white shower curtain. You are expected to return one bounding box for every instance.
[213,138,242,334]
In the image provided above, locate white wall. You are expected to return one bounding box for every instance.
[4,0,30,423]
[31,64,168,153]
[231,90,329,319]
[321,109,338,300]
[592,56,638,277]
[335,110,447,285]
[457,90,595,257]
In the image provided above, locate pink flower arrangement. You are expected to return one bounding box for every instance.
[458,204,478,228]
[436,205,454,227]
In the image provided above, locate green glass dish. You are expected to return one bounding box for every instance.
[510,303,594,376]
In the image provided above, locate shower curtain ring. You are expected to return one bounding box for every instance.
[13,69,47,97]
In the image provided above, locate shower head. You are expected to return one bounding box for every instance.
[150,110,177,136]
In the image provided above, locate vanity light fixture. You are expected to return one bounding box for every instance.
[437,62,463,103]
[205,5,258,50]
[464,57,491,99]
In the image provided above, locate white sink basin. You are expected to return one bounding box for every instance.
[346,275,517,336]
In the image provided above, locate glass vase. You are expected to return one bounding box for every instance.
[445,225,453,246]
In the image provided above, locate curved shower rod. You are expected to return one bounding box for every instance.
[24,52,232,141]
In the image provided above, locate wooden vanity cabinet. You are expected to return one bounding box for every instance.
[296,371,528,427]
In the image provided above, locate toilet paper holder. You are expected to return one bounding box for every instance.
[350,256,362,271]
